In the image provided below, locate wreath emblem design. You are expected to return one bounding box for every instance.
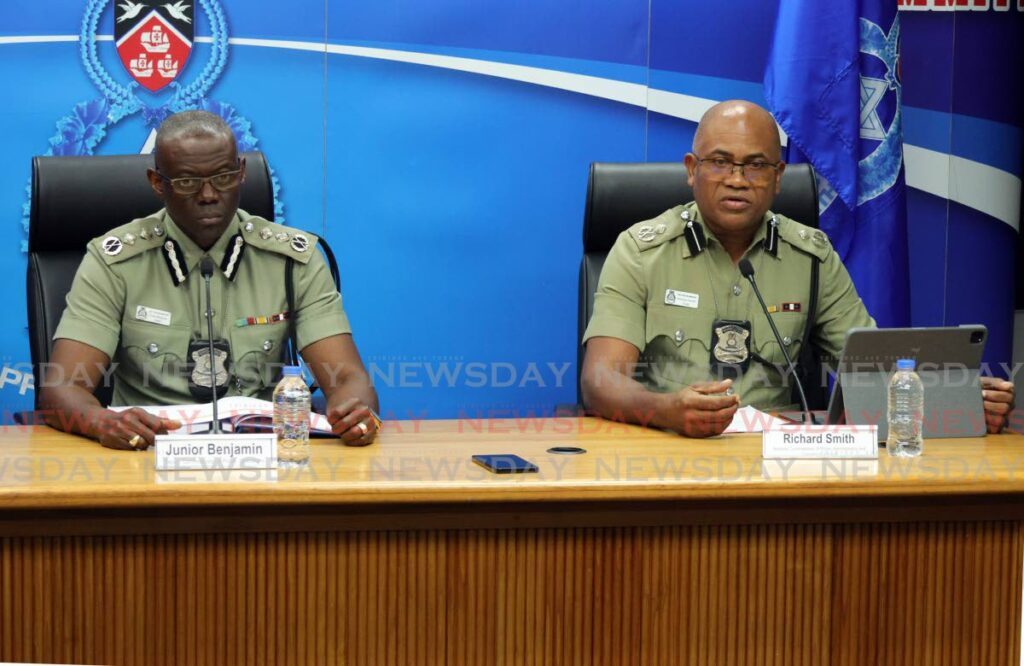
[20,0,285,250]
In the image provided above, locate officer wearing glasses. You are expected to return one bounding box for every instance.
[581,100,1014,438]
[41,111,380,449]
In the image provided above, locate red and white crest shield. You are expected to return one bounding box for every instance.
[114,1,194,92]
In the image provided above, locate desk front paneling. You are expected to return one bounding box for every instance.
[1,422,1022,664]
[3,523,1020,664]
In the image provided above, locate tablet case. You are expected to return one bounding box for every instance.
[826,326,987,440]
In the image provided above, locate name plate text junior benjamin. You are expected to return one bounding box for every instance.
[155,433,278,471]
[762,424,878,460]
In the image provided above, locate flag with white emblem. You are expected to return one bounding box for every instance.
[114,1,194,92]
[764,1,910,328]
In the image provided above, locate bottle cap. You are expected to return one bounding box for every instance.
[896,359,916,371]
[282,365,302,376]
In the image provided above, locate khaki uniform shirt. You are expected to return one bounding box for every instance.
[54,209,350,406]
[583,202,874,411]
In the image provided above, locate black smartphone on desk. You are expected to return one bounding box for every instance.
[471,454,539,474]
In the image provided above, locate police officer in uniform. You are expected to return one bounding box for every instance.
[40,111,380,449]
[581,100,1014,438]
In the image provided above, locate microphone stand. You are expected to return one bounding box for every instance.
[200,257,220,434]
[738,258,818,425]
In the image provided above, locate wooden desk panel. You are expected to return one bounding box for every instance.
[0,421,1021,665]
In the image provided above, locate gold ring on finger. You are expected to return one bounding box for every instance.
[128,434,144,449]
[356,421,369,437]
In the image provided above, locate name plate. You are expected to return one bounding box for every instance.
[154,433,278,471]
[762,424,878,460]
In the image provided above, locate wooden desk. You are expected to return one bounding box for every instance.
[0,419,1021,664]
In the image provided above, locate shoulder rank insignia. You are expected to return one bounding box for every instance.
[94,216,166,266]
[246,217,319,265]
[776,215,831,262]
[102,236,123,256]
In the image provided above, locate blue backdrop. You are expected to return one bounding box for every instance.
[0,1,1020,421]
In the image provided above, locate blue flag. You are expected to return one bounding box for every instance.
[765,1,910,328]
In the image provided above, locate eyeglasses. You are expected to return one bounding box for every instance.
[694,155,780,185]
[156,164,243,196]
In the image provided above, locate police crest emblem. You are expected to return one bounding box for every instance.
[709,319,752,379]
[114,1,194,92]
[188,339,230,400]
[21,0,289,252]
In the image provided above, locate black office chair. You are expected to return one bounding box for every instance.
[577,161,819,403]
[28,151,278,408]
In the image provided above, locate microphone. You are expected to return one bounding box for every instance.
[738,258,817,425]
[199,256,221,434]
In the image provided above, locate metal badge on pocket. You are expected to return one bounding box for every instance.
[188,339,231,400]
[709,319,751,379]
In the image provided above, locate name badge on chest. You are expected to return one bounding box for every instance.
[664,289,699,308]
[135,305,172,326]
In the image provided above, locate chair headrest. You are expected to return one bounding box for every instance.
[583,162,818,253]
[29,151,275,253]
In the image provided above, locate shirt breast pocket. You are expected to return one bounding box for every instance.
[230,324,290,393]
[119,320,190,384]
[641,307,715,390]
[754,314,808,367]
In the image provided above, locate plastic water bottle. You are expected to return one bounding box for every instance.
[274,366,311,464]
[887,358,924,457]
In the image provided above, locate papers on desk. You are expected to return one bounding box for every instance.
[111,396,333,435]
[723,405,784,433]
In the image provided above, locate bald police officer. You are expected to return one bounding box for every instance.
[40,111,380,450]
[581,100,1014,438]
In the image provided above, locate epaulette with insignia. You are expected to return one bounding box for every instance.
[627,205,687,252]
[239,212,320,265]
[776,214,832,262]
[93,215,167,265]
